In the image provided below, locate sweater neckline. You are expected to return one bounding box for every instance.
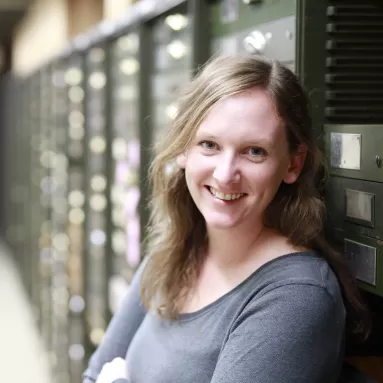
[176,251,319,321]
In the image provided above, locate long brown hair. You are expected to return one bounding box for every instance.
[141,55,370,339]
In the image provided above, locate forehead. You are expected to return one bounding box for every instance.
[196,89,283,143]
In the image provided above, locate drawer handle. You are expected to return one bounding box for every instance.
[376,155,382,168]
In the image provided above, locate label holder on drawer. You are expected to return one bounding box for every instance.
[345,188,375,228]
[344,239,377,286]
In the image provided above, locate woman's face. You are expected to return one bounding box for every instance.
[177,88,306,231]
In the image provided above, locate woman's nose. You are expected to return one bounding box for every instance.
[213,156,240,184]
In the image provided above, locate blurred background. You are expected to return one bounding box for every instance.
[0,0,383,382]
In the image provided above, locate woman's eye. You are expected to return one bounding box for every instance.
[248,147,265,157]
[200,141,217,150]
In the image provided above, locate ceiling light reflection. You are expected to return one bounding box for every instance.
[165,14,188,31]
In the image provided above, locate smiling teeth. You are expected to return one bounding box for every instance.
[209,187,244,201]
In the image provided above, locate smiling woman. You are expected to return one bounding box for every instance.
[83,55,372,383]
[176,87,302,233]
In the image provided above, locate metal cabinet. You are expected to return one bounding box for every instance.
[65,54,87,370]
[39,65,57,375]
[53,57,87,382]
[83,45,111,355]
[29,70,54,348]
[210,0,296,71]
[150,3,191,141]
[323,3,383,299]
[9,78,35,304]
[108,30,141,314]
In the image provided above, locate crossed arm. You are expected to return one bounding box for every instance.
[82,260,147,383]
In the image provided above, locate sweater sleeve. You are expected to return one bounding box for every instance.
[210,283,345,383]
[82,259,148,383]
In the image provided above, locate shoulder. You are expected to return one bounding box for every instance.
[220,254,346,383]
[232,252,346,331]
[254,251,344,306]
[231,258,346,346]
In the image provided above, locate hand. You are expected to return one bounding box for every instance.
[96,357,127,383]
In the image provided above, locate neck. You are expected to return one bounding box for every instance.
[206,220,264,268]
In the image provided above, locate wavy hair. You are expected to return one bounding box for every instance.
[140,55,370,339]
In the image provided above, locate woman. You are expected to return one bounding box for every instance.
[83,55,369,383]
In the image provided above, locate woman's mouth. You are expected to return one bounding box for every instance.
[206,186,246,201]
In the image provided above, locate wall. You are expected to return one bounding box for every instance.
[67,0,103,39]
[103,0,135,21]
[12,0,68,75]
[12,0,104,76]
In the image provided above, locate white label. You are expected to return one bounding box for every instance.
[330,133,361,170]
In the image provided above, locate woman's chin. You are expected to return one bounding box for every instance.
[203,214,241,231]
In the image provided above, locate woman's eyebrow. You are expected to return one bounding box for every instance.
[244,139,275,149]
[194,133,220,141]
[195,127,277,149]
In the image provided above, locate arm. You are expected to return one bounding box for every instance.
[83,259,148,383]
[210,283,345,383]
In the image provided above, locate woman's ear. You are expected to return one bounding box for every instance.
[283,144,307,184]
[176,153,187,169]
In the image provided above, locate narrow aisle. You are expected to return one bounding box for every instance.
[0,242,52,383]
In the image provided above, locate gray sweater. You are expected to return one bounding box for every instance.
[83,252,346,383]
